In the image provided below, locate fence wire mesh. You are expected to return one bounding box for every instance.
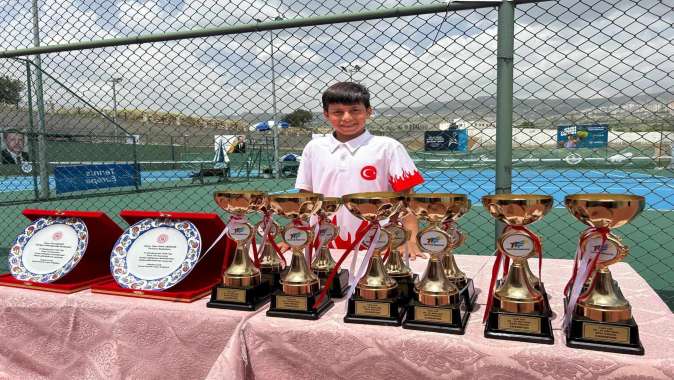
[0,0,672,308]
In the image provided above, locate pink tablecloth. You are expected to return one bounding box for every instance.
[1,253,672,379]
[0,288,254,379]
[237,254,674,380]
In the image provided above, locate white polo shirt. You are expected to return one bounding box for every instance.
[295,130,424,247]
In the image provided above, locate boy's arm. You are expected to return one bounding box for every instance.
[400,188,426,260]
[387,142,426,259]
[294,144,312,192]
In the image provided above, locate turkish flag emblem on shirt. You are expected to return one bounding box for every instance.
[360,165,377,180]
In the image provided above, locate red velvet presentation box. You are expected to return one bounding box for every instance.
[0,209,121,293]
[91,210,232,302]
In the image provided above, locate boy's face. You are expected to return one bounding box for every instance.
[323,102,372,140]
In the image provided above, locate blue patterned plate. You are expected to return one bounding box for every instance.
[9,217,89,283]
[110,218,202,291]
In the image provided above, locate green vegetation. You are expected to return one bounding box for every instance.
[0,75,22,107]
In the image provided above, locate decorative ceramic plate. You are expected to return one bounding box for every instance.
[110,218,201,291]
[9,217,88,283]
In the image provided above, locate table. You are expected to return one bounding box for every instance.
[1,254,672,379]
[233,255,674,380]
[0,288,253,379]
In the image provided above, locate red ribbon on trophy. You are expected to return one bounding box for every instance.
[483,248,503,323]
[563,226,610,330]
[482,224,543,323]
[312,222,372,308]
[250,234,261,268]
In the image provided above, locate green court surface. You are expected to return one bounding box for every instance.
[0,177,671,310]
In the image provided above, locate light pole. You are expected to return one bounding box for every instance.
[340,63,361,82]
[107,77,122,143]
[255,16,283,179]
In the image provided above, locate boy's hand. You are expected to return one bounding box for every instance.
[277,242,291,253]
[406,240,428,260]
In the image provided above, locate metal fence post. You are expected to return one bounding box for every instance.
[24,61,39,200]
[32,0,50,199]
[494,0,515,240]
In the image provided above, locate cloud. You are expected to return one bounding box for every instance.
[0,0,671,119]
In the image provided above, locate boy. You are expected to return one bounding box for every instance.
[294,82,424,259]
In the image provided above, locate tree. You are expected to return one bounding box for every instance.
[282,109,313,128]
[0,76,23,107]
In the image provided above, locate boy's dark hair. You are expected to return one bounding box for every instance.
[322,82,371,112]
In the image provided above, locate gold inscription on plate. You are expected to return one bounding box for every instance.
[414,307,452,324]
[498,315,541,334]
[582,323,630,344]
[217,288,246,303]
[276,295,307,311]
[355,301,390,317]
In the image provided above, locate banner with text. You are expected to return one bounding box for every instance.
[54,163,140,193]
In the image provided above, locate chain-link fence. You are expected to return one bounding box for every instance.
[0,0,672,308]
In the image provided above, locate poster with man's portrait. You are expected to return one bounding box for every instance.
[1,129,32,173]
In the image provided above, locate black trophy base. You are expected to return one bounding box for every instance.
[261,267,285,292]
[402,297,470,335]
[566,315,644,355]
[316,269,350,298]
[344,295,406,326]
[459,278,477,312]
[484,306,554,345]
[391,273,418,305]
[266,290,334,320]
[207,281,271,311]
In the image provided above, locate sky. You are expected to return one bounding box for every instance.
[0,0,671,119]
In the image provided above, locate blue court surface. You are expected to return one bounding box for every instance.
[1,168,672,211]
[419,169,674,211]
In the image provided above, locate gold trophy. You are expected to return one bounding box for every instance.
[342,192,406,326]
[441,218,477,310]
[383,210,416,303]
[402,193,471,334]
[256,217,283,291]
[564,194,645,355]
[482,194,554,344]
[207,191,271,310]
[311,197,349,298]
[266,193,334,319]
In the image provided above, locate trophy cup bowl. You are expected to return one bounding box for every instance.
[319,197,341,218]
[482,194,552,225]
[215,191,267,215]
[266,193,333,320]
[383,208,415,300]
[402,193,473,334]
[207,191,271,311]
[407,193,471,223]
[342,191,405,222]
[268,193,322,221]
[565,194,644,229]
[342,192,406,326]
[481,193,554,344]
[563,193,646,355]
